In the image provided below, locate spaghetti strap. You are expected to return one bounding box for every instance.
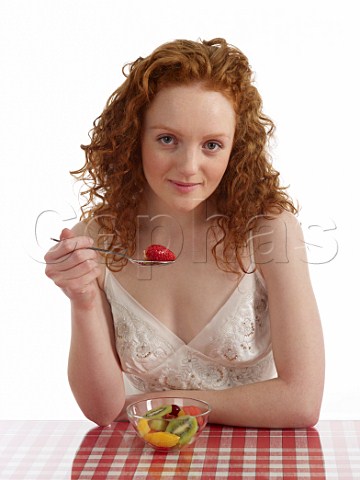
[247,231,256,273]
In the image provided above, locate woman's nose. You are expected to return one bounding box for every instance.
[176,147,199,176]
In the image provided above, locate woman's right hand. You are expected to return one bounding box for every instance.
[44,228,101,308]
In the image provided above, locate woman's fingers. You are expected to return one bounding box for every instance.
[45,234,94,263]
[44,232,101,301]
[49,257,99,284]
[53,264,101,296]
[45,243,97,273]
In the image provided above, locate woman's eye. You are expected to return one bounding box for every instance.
[159,135,174,145]
[205,141,222,151]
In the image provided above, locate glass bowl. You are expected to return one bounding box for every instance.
[127,397,211,451]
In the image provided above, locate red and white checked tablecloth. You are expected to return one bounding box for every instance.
[0,420,359,479]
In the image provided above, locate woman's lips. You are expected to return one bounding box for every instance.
[169,180,201,193]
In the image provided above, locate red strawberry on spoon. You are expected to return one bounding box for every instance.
[144,244,176,262]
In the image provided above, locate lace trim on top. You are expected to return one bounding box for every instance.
[104,265,277,392]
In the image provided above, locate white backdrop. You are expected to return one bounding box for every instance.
[1,0,359,420]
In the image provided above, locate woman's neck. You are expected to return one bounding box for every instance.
[137,193,222,260]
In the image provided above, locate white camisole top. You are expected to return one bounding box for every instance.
[103,261,277,394]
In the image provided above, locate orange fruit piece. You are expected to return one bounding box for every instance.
[137,419,150,437]
[144,431,180,448]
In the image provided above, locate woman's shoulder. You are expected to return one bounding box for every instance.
[252,210,301,239]
[252,210,306,275]
[71,218,102,241]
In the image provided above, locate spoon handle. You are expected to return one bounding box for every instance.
[50,238,130,258]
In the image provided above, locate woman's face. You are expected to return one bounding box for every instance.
[141,83,236,214]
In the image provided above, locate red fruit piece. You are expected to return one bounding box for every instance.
[181,406,205,426]
[163,405,181,420]
[171,404,181,416]
[163,413,175,419]
[144,244,176,262]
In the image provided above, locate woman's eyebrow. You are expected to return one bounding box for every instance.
[148,124,180,133]
[148,124,232,139]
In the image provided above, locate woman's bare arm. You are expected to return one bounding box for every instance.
[45,226,125,426]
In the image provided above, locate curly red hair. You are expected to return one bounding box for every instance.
[72,37,297,272]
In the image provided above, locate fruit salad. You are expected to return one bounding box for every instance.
[136,403,204,449]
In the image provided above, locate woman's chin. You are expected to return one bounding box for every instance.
[144,188,208,216]
[169,198,206,215]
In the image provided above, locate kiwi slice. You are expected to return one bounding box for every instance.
[148,418,168,431]
[165,415,198,446]
[144,404,172,419]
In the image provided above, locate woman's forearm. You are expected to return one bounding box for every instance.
[68,290,125,426]
[118,376,321,428]
[202,377,321,428]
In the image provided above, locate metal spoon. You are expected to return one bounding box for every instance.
[50,238,175,266]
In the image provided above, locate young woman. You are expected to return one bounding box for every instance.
[44,38,325,428]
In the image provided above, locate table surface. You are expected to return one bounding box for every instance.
[0,420,359,479]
